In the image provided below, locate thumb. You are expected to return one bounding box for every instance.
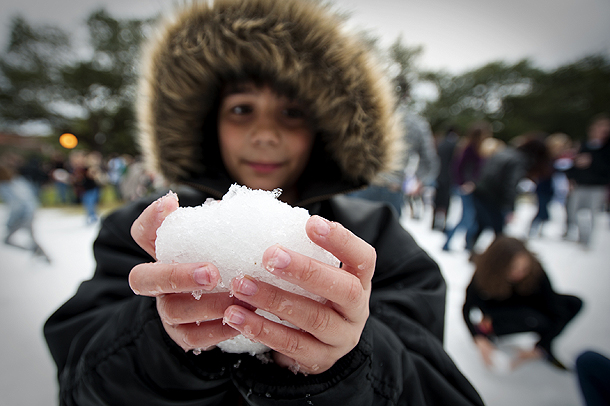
[130,192,179,259]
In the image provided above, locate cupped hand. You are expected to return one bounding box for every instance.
[223,215,376,375]
[129,194,240,351]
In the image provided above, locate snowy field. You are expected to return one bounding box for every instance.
[0,195,609,406]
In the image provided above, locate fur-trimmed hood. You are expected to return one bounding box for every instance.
[137,0,402,199]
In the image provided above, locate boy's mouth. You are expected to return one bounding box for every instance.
[247,161,283,174]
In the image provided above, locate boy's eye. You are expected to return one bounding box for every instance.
[231,105,252,115]
[282,107,306,119]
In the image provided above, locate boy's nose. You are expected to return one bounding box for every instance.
[251,116,281,146]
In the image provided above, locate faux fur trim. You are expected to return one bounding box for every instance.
[137,0,402,184]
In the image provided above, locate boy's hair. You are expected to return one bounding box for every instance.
[137,0,402,187]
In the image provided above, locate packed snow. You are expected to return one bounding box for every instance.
[156,184,338,354]
[0,194,608,405]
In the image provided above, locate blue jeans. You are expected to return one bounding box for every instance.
[82,187,99,224]
[55,181,70,204]
[576,351,610,406]
[465,195,506,252]
[443,191,475,250]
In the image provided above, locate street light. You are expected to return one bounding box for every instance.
[59,133,78,149]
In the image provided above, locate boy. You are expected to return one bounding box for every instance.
[44,0,483,404]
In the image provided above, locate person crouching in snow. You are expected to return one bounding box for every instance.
[463,236,582,372]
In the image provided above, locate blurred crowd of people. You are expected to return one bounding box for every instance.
[370,112,610,253]
[0,149,160,261]
[3,150,157,207]
[453,113,610,253]
[1,108,608,404]
[47,151,158,212]
[351,111,610,404]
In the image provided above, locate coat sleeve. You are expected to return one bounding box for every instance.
[43,198,239,406]
[231,197,484,406]
[45,195,483,405]
[498,157,523,213]
[462,279,487,337]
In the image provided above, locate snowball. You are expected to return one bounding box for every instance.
[155,184,339,355]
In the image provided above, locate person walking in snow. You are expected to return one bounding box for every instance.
[0,158,50,262]
[564,114,610,248]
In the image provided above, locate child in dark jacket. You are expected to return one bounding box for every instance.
[44,1,483,404]
[463,236,582,371]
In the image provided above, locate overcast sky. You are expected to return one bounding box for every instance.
[1,0,610,74]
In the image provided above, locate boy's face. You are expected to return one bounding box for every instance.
[218,83,314,200]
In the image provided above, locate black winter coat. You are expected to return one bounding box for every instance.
[44,188,484,406]
[565,140,610,186]
[474,148,527,213]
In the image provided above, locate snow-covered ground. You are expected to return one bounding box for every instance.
[404,197,610,406]
[0,196,608,406]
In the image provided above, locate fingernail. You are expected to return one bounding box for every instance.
[224,308,245,325]
[193,266,212,286]
[312,216,331,236]
[234,277,258,296]
[266,246,291,272]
